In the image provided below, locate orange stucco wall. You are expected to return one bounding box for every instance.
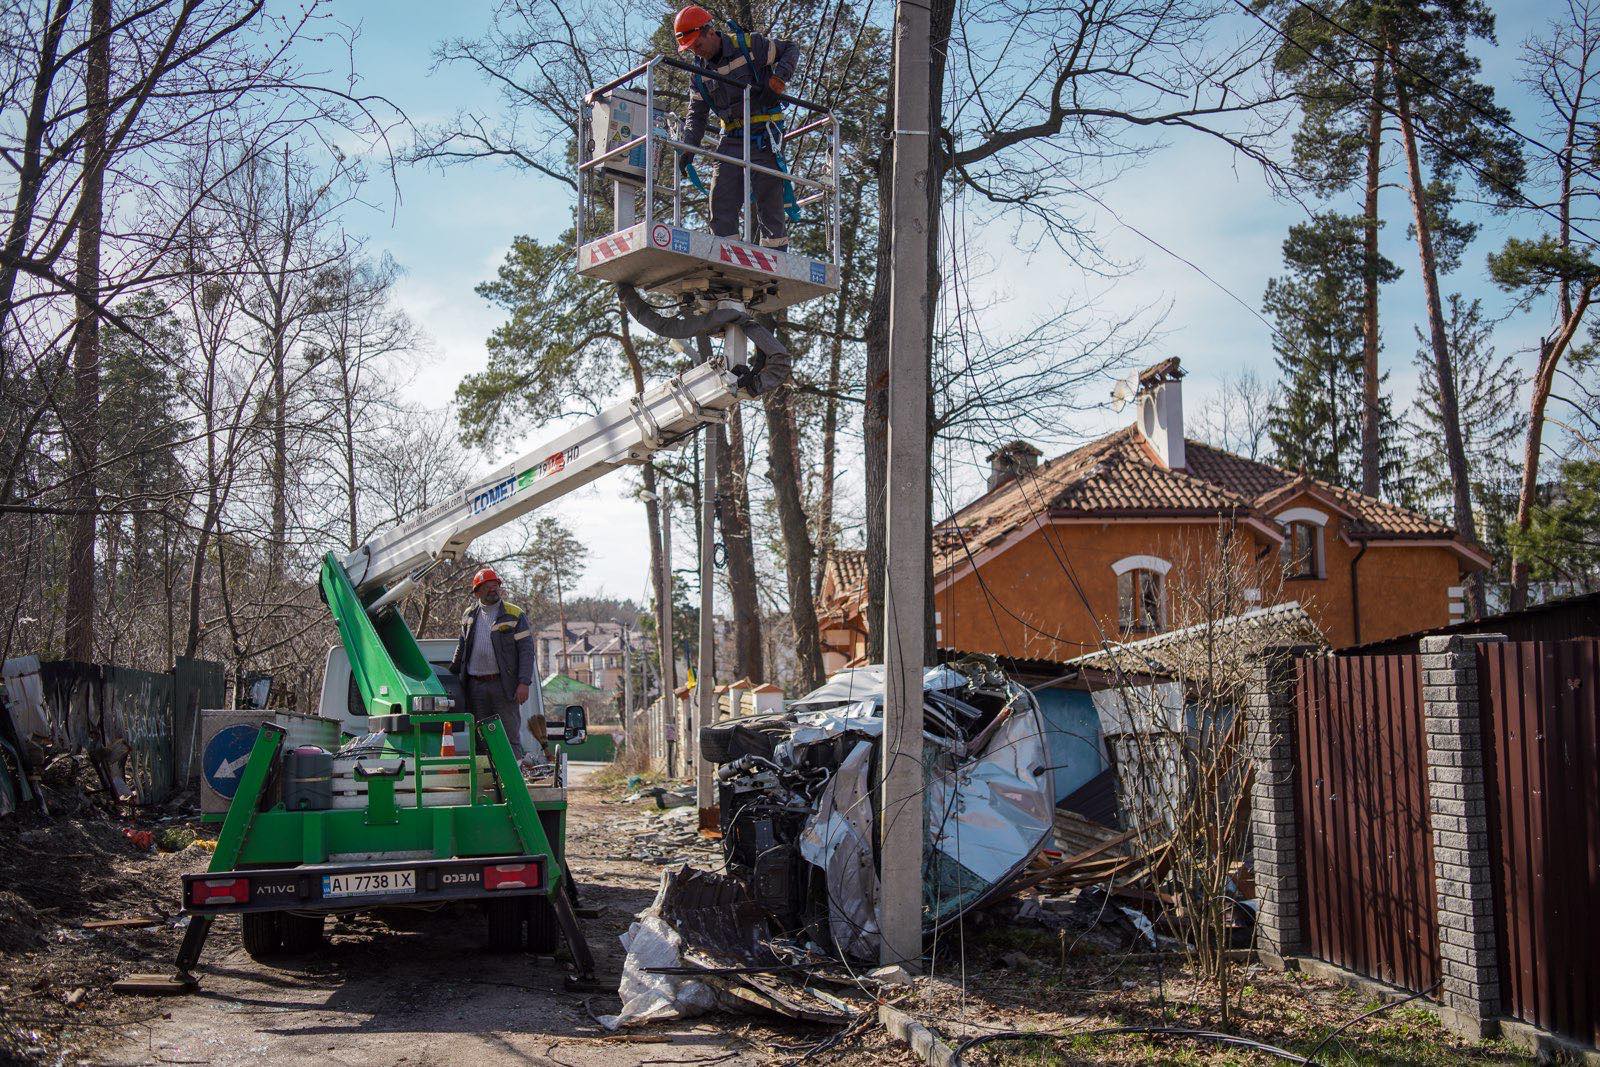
[933,507,1466,658]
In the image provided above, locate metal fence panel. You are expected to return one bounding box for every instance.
[173,656,225,783]
[1480,638,1600,1047]
[106,666,176,805]
[1294,653,1439,993]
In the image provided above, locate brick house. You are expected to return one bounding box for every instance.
[534,620,650,695]
[817,359,1489,670]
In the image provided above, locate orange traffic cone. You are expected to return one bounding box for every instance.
[440,721,456,756]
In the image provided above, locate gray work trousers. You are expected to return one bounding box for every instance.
[709,134,788,246]
[465,676,525,757]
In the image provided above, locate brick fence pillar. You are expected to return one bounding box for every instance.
[1246,646,1311,967]
[1421,632,1505,1038]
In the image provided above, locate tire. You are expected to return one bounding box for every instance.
[525,896,560,955]
[485,898,523,953]
[280,912,325,954]
[241,912,283,960]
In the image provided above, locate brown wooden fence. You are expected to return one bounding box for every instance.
[1479,638,1600,1047]
[1293,654,1440,993]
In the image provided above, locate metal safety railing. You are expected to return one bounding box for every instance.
[577,54,841,263]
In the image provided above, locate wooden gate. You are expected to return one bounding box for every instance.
[1293,654,1439,992]
[1479,639,1600,1046]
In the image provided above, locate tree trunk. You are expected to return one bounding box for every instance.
[1510,289,1594,609]
[343,386,358,547]
[716,413,764,681]
[267,148,293,580]
[1390,55,1484,617]
[616,307,675,702]
[762,383,826,691]
[64,0,110,662]
[183,499,218,659]
[815,218,856,599]
[1359,55,1385,497]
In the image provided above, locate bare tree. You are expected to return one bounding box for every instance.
[1190,370,1281,463]
[0,0,402,667]
[305,252,417,549]
[1097,531,1313,1031]
[863,0,1291,659]
[1490,0,1600,610]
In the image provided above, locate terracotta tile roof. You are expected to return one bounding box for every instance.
[824,548,867,595]
[822,425,1470,603]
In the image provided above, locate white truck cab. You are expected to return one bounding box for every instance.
[314,640,547,749]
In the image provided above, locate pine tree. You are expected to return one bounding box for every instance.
[1512,459,1600,594]
[1266,213,1399,489]
[1408,295,1525,523]
[1268,0,1391,495]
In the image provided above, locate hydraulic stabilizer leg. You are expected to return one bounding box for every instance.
[554,886,605,990]
[175,914,213,980]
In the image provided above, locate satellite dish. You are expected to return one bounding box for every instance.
[1110,376,1136,413]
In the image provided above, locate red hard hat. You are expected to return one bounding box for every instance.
[674,5,712,49]
[471,567,501,591]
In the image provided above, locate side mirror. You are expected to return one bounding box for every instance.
[564,703,588,746]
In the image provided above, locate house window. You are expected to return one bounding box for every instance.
[1284,521,1321,579]
[1118,568,1163,633]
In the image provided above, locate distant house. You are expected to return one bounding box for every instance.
[817,358,1489,669]
[534,620,650,692]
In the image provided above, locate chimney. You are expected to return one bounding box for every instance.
[986,440,1042,491]
[1133,358,1185,469]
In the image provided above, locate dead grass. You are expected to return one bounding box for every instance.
[0,810,215,1065]
[884,924,1536,1067]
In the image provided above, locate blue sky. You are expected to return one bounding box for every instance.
[324,1,1563,602]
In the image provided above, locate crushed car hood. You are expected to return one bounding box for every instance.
[705,655,1055,959]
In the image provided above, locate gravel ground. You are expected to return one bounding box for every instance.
[0,764,1539,1067]
[2,766,842,1066]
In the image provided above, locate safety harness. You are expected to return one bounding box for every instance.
[689,20,801,223]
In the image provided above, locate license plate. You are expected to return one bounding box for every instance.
[322,869,416,898]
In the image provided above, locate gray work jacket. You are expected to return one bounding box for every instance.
[682,29,800,149]
[448,600,535,702]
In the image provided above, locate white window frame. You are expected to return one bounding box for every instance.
[1112,555,1170,633]
[1111,554,1173,577]
[1276,507,1328,580]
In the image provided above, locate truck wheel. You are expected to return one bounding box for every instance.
[280,912,325,954]
[241,912,283,960]
[485,899,523,953]
[525,897,560,955]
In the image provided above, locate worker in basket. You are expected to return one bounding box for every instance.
[673,5,800,250]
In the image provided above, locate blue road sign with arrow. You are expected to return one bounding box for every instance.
[203,724,258,799]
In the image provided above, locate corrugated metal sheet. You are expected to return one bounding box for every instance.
[1480,639,1600,1046]
[1294,653,1439,994]
[1346,591,1600,656]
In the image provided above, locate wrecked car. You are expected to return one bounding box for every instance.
[700,654,1056,960]
[601,656,1055,1028]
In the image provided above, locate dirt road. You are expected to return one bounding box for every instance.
[95,768,786,1066]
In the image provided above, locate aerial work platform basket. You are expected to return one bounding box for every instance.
[577,55,841,312]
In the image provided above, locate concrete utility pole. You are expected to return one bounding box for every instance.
[659,491,677,774]
[880,0,932,972]
[697,423,719,824]
[620,619,634,728]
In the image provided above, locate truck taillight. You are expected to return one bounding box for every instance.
[191,877,250,906]
[483,862,540,890]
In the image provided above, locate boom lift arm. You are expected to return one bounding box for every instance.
[326,358,741,720]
